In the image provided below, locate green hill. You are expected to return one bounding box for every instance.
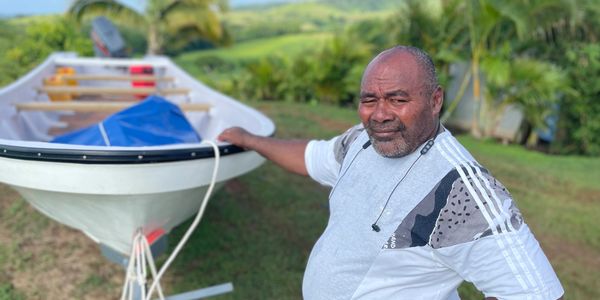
[175,32,333,88]
[316,0,404,12]
[226,2,391,42]
[177,32,332,63]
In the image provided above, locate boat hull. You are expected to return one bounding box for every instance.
[16,185,222,255]
[1,151,265,254]
[0,53,275,256]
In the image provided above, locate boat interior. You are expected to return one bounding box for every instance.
[2,56,220,144]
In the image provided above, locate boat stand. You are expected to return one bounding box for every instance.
[101,231,233,300]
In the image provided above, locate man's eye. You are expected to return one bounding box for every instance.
[390,98,407,104]
[360,98,377,104]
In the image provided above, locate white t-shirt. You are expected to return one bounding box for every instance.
[302,125,564,300]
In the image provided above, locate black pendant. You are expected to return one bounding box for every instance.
[371,224,381,232]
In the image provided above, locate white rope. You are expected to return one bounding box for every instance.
[119,139,220,300]
[121,231,165,300]
[144,140,221,300]
[142,236,165,300]
[137,236,147,300]
[121,233,139,300]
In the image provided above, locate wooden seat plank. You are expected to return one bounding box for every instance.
[15,101,211,113]
[38,86,190,95]
[53,75,175,82]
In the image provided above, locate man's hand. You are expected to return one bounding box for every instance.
[217,127,310,176]
[218,127,254,149]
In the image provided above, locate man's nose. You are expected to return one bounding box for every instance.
[371,100,394,122]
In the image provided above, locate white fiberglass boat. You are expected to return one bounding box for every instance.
[0,53,274,255]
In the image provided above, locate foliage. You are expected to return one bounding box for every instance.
[220,33,371,105]
[235,55,290,101]
[117,24,148,56]
[0,17,93,87]
[1,0,597,156]
[513,0,600,155]
[309,35,371,104]
[385,0,468,87]
[0,20,20,58]
[180,0,599,154]
[481,50,569,137]
[378,0,595,150]
[177,30,370,105]
[68,0,229,54]
[554,43,600,155]
[174,32,332,95]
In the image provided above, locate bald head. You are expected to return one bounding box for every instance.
[358,45,443,158]
[363,46,439,97]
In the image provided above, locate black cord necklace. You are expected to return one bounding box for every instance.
[371,122,440,232]
[327,122,441,233]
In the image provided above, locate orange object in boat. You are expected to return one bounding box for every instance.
[44,67,79,101]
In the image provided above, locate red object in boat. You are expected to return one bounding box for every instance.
[130,65,154,99]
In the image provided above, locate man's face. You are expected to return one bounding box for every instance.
[358,52,442,158]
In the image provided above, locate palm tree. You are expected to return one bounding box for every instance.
[480,53,568,140]
[68,0,229,54]
[462,0,579,137]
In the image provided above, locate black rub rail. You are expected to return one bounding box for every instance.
[0,144,245,164]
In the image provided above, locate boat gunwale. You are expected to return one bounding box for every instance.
[0,52,276,165]
[0,142,245,164]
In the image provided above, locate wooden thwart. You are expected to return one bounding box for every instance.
[52,74,175,82]
[15,101,212,112]
[39,86,190,95]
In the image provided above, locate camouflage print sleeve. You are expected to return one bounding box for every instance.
[333,124,365,165]
[383,167,524,250]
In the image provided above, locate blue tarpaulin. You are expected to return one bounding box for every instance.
[52,95,202,146]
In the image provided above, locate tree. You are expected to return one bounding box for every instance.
[311,34,372,105]
[523,0,600,155]
[67,0,229,54]
[1,17,93,87]
[480,51,568,140]
[462,0,583,137]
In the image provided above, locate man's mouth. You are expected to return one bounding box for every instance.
[370,130,398,139]
[367,119,406,141]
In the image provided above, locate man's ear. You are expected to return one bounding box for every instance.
[431,86,444,116]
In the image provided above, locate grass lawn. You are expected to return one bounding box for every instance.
[0,100,598,299]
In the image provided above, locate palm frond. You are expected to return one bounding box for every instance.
[160,0,222,20]
[67,0,144,26]
[163,8,224,44]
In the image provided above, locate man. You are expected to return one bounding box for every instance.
[218,46,564,299]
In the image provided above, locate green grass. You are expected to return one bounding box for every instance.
[176,32,332,64]
[0,101,598,299]
[161,101,599,299]
[0,283,25,300]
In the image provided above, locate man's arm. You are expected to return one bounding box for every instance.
[218,127,309,176]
